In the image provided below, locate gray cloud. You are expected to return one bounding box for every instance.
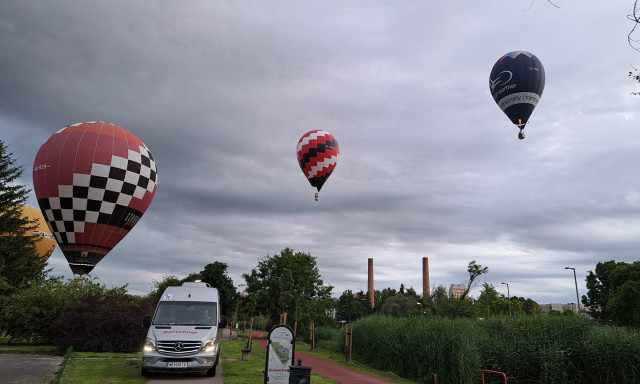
[2,0,639,305]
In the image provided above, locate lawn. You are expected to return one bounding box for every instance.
[55,352,146,384]
[222,337,340,384]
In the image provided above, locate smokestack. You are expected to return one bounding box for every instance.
[423,257,430,298]
[368,258,374,308]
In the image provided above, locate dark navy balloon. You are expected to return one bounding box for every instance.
[489,51,545,138]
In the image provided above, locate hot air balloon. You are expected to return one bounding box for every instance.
[20,205,57,263]
[296,130,339,201]
[489,51,545,139]
[32,121,158,276]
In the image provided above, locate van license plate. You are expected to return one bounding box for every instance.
[167,362,188,368]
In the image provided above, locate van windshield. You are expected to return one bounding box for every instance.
[152,301,218,326]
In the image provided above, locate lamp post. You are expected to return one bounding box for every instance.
[501,282,511,316]
[565,267,581,315]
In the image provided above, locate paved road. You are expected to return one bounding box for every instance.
[0,354,63,384]
[0,353,223,384]
[253,332,395,384]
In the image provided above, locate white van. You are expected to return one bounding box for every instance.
[141,282,227,376]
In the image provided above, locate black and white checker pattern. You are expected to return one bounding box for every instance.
[39,145,158,245]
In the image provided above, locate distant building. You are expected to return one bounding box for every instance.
[540,303,585,314]
[449,283,466,299]
[540,303,564,313]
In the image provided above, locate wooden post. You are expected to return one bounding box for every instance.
[345,323,349,361]
[349,324,353,362]
[294,320,297,337]
[310,322,315,351]
[247,317,254,351]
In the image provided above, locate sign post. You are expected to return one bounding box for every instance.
[263,324,295,384]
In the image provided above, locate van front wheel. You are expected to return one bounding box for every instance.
[206,364,216,377]
[206,354,219,377]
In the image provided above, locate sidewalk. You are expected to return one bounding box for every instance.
[0,354,63,384]
[252,332,396,384]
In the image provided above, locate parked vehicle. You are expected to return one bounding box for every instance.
[142,282,227,376]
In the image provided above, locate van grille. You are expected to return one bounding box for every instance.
[157,340,202,355]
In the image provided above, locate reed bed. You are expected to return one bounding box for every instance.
[315,315,640,383]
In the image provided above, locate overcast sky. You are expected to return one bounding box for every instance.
[2,0,639,305]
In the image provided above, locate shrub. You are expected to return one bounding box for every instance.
[53,292,154,353]
[0,277,124,343]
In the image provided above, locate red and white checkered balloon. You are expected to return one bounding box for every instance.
[33,121,158,275]
[296,130,339,198]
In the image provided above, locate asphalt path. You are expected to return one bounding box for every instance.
[0,354,63,384]
[0,353,223,384]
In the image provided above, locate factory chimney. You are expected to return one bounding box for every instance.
[423,257,430,298]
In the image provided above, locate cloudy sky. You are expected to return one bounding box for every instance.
[2,0,639,305]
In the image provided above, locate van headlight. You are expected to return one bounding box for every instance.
[143,337,156,352]
[201,338,216,353]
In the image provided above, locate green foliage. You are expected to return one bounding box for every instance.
[184,261,239,317]
[336,289,370,322]
[148,275,182,303]
[380,295,421,317]
[0,140,45,297]
[53,292,155,354]
[461,260,489,300]
[584,260,640,326]
[348,314,640,383]
[0,276,127,343]
[240,248,333,325]
[476,283,508,317]
[353,315,483,383]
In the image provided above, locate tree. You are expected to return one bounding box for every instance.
[460,260,489,301]
[336,290,368,322]
[196,261,239,317]
[0,140,45,297]
[582,260,622,316]
[148,275,183,303]
[583,260,640,326]
[380,295,421,317]
[476,283,509,317]
[240,248,333,325]
[605,261,640,326]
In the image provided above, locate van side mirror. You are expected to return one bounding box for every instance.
[219,315,228,329]
[143,315,151,328]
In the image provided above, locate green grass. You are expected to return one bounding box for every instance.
[56,351,146,384]
[296,340,417,384]
[221,336,340,384]
[0,333,58,354]
[0,344,57,354]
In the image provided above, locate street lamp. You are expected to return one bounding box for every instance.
[565,267,581,315]
[501,282,511,316]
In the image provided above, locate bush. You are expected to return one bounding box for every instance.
[53,292,154,354]
[0,277,124,343]
[313,325,344,354]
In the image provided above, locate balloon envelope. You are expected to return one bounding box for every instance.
[296,130,339,192]
[489,51,545,128]
[10,206,56,263]
[32,121,158,275]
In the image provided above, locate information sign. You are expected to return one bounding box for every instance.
[263,324,295,383]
